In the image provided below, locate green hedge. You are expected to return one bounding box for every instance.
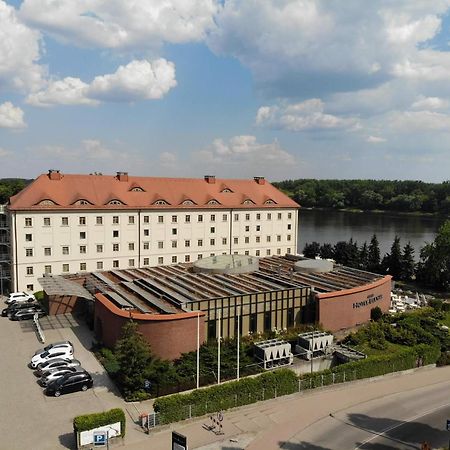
[73,408,126,437]
[153,344,440,425]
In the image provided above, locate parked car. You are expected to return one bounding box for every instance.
[10,307,46,321]
[31,348,74,369]
[2,302,39,317]
[37,359,81,376]
[40,367,79,387]
[45,371,93,397]
[34,341,73,356]
[5,292,35,305]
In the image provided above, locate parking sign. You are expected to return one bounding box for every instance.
[93,431,107,447]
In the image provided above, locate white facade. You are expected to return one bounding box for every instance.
[9,207,298,292]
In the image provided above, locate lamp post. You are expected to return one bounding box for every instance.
[196,311,200,389]
[310,329,314,374]
[237,306,240,381]
[217,309,221,384]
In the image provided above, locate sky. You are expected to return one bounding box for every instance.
[2,1,450,182]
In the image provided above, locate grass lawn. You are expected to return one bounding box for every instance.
[355,341,407,357]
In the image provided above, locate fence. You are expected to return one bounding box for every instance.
[33,313,45,343]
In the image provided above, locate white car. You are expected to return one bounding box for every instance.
[6,292,35,305]
[34,341,73,356]
[30,348,74,369]
[40,367,79,386]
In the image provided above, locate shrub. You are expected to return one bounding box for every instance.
[370,306,383,322]
[436,351,450,366]
[73,408,126,437]
[98,348,120,376]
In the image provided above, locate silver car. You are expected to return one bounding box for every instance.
[37,359,81,376]
[40,367,79,387]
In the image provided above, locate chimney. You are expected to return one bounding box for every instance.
[116,171,129,182]
[48,169,62,181]
[254,176,265,185]
[204,175,216,184]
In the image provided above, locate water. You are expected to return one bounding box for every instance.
[298,209,446,259]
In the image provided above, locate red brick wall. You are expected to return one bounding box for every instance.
[94,294,206,361]
[48,294,78,315]
[317,275,392,332]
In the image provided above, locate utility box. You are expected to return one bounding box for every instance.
[254,339,294,370]
[296,331,333,360]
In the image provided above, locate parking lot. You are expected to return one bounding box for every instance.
[0,303,141,449]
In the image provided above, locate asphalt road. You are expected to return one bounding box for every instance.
[284,379,450,450]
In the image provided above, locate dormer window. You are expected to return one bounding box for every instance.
[181,199,195,205]
[73,199,92,206]
[264,199,276,205]
[207,199,220,205]
[154,199,169,205]
[37,199,56,206]
[108,199,124,205]
[130,187,144,192]
[221,188,233,193]
[242,199,255,205]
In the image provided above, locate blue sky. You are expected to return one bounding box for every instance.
[1,1,450,182]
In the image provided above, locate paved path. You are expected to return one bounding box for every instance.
[126,365,450,450]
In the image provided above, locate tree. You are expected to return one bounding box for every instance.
[303,241,321,258]
[367,234,381,273]
[370,306,383,322]
[359,242,369,270]
[401,242,415,281]
[417,220,450,290]
[319,243,334,259]
[382,236,403,279]
[114,320,153,397]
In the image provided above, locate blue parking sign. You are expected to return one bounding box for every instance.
[93,431,107,446]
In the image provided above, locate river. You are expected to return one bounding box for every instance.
[297,209,446,259]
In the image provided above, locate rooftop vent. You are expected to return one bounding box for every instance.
[48,169,62,181]
[204,175,216,184]
[254,176,265,185]
[116,172,129,182]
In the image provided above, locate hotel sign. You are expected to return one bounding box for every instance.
[352,293,383,309]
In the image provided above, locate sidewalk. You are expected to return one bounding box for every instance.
[124,365,450,450]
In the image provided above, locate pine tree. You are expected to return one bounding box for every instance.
[359,242,369,270]
[401,242,415,281]
[382,236,403,279]
[319,243,334,259]
[303,241,321,258]
[367,234,381,273]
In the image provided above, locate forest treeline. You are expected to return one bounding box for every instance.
[0,179,31,204]
[273,179,450,214]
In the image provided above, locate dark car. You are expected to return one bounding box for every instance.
[45,371,93,397]
[10,307,46,321]
[2,302,40,317]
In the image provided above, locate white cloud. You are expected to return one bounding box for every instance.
[27,59,177,106]
[389,110,450,132]
[0,102,26,128]
[256,99,358,132]
[0,1,45,92]
[19,0,217,50]
[367,135,386,143]
[411,96,449,110]
[159,151,177,166]
[0,147,11,157]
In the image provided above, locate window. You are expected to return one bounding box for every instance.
[266,249,271,256]
[256,250,260,256]
[278,213,282,220]
[210,253,215,257]
[267,236,271,242]
[234,213,239,221]
[79,217,86,225]
[44,247,51,256]
[208,320,217,340]
[143,242,149,250]
[25,217,32,227]
[198,239,203,247]
[172,255,177,263]
[43,217,51,226]
[244,237,249,244]
[287,247,292,254]
[143,215,149,223]
[249,313,257,333]
[264,311,272,332]
[287,307,295,328]
[245,226,250,232]
[113,243,119,252]
[256,213,261,220]
[287,235,291,241]
[26,248,33,257]
[184,255,190,262]
[158,216,164,223]
[97,261,103,270]
[172,228,177,235]
[128,242,135,251]
[143,258,149,266]
[113,230,119,238]
[210,238,215,246]
[96,244,103,253]
[233,237,238,244]
[144,229,150,236]
[61,217,68,226]
[198,254,203,260]
[96,216,103,225]
[267,213,272,220]
[277,235,281,242]
[287,224,292,230]
[245,250,249,255]
[185,215,191,223]
[172,241,177,248]
[245,213,250,221]
[210,214,216,222]
[288,212,292,219]
[44,265,52,274]
[113,216,119,224]
[113,260,119,268]
[158,257,164,264]
[62,264,69,273]
[256,236,260,243]
[222,214,228,222]
[256,225,261,231]
[80,231,86,239]
[25,234,32,242]
[128,216,135,224]
[222,238,227,245]
[158,241,164,249]
[171,215,177,223]
[277,248,281,255]
[79,245,86,254]
[26,266,33,275]
[198,215,203,222]
[27,284,34,291]
[185,240,190,247]
[210,227,215,233]
[128,259,135,267]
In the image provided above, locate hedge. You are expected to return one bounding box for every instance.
[73,408,126,438]
[153,344,440,425]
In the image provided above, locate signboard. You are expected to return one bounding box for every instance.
[172,431,188,450]
[79,422,121,446]
[93,431,107,447]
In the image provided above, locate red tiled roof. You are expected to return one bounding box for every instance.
[9,172,299,211]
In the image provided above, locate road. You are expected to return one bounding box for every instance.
[283,380,450,450]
